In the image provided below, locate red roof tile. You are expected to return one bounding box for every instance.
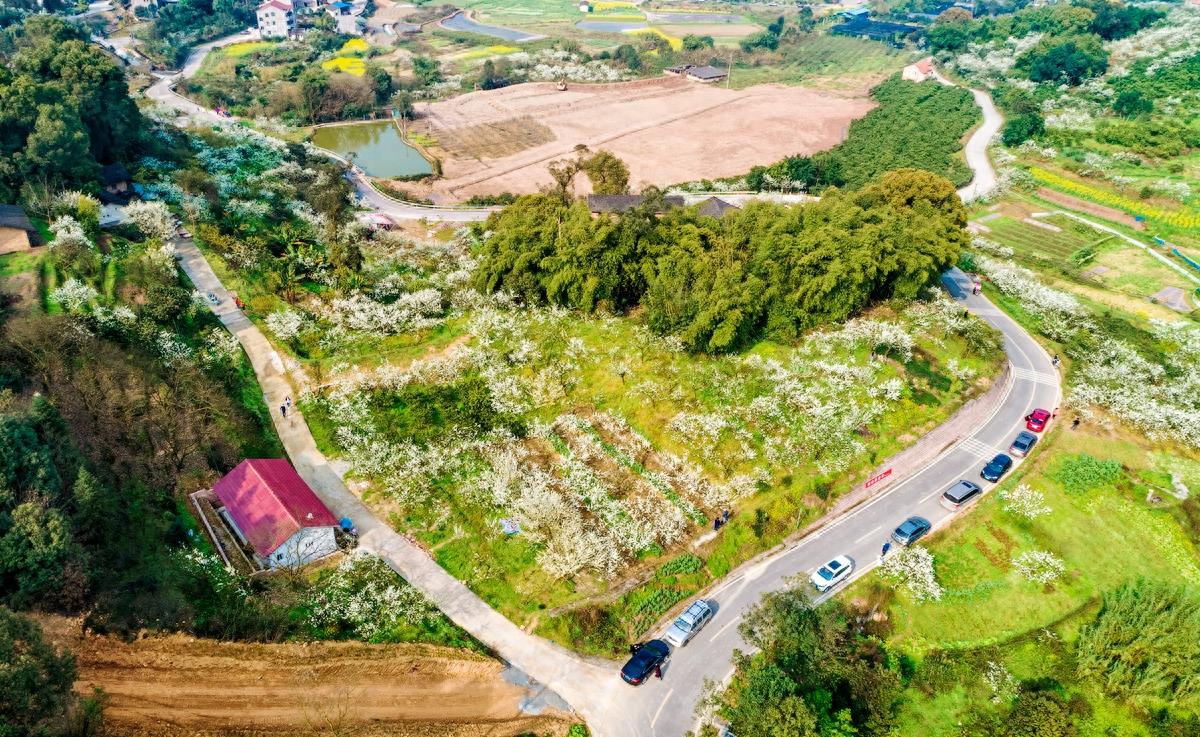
[214,459,337,558]
[258,0,293,11]
[916,58,934,74]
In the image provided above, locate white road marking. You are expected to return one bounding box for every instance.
[650,689,673,728]
[959,437,1000,460]
[921,487,944,503]
[709,574,743,598]
[709,615,740,642]
[1011,366,1058,385]
[854,525,882,543]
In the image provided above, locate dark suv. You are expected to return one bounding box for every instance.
[621,640,670,685]
[981,454,1013,482]
[891,516,932,546]
[941,480,983,511]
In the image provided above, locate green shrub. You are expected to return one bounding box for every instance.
[1051,453,1123,493]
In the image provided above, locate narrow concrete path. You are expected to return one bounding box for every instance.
[933,69,1003,203]
[173,239,624,733]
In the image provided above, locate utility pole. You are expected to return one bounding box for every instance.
[727,49,734,89]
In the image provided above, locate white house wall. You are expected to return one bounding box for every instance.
[268,526,338,568]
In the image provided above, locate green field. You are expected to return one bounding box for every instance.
[729,34,913,88]
[980,214,1110,264]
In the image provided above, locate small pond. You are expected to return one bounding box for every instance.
[311,121,433,179]
[441,11,540,42]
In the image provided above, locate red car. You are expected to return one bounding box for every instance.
[1025,408,1051,432]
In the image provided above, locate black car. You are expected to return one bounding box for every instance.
[891,516,932,546]
[621,639,670,685]
[1009,431,1038,458]
[981,453,1013,482]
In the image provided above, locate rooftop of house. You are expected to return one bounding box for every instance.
[587,194,685,213]
[695,196,741,219]
[687,65,728,80]
[213,459,339,559]
[258,0,293,11]
[99,162,131,186]
[0,204,43,245]
[913,57,934,73]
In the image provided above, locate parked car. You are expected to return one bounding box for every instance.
[891,516,932,546]
[663,600,714,647]
[981,453,1013,482]
[941,480,983,511]
[810,555,854,592]
[621,639,670,685]
[1025,408,1051,432]
[1009,431,1038,457]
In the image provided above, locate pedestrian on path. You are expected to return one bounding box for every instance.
[1052,354,1060,367]
[280,404,287,418]
[1072,417,1080,430]
[879,541,891,562]
[285,395,293,409]
[1052,407,1059,419]
[655,665,663,680]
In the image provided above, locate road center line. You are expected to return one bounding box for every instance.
[709,615,740,642]
[921,488,944,503]
[853,525,882,543]
[650,688,673,728]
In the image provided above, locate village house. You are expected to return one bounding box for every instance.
[695,196,741,219]
[99,162,134,205]
[587,193,685,214]
[213,459,340,569]
[256,0,296,39]
[0,205,42,255]
[902,57,936,82]
[686,65,729,84]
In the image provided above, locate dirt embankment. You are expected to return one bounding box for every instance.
[410,76,876,202]
[37,615,571,737]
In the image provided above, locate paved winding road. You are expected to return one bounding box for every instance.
[149,35,1019,733]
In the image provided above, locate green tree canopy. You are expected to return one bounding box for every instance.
[0,607,76,737]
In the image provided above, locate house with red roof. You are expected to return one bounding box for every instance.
[256,0,295,38]
[902,57,936,83]
[213,459,339,569]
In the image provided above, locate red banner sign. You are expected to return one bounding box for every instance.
[865,468,893,489]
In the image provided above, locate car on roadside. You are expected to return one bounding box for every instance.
[1025,408,1051,432]
[940,480,983,511]
[891,516,932,546]
[810,555,854,592]
[663,600,714,647]
[621,639,670,685]
[1009,431,1038,458]
[981,453,1013,482]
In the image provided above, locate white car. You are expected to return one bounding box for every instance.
[663,600,714,647]
[810,555,854,592]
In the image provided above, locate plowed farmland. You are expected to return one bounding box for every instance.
[413,76,876,201]
[37,615,571,737]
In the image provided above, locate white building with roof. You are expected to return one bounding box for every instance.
[256,0,295,38]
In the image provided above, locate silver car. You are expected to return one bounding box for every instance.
[663,600,714,647]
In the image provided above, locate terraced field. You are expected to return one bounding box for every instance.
[980,214,1110,264]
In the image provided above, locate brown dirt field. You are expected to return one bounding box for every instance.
[1036,187,1146,230]
[433,115,555,160]
[412,76,875,201]
[36,615,571,737]
[657,23,760,37]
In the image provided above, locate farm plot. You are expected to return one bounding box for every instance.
[431,115,555,160]
[979,214,1108,265]
[413,77,877,200]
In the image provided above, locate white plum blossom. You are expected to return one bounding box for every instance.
[265,308,308,341]
[880,546,943,602]
[50,278,98,311]
[306,552,437,638]
[124,200,177,242]
[984,661,1018,704]
[998,484,1052,519]
[1012,550,1066,584]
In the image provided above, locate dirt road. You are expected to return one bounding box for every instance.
[38,616,571,737]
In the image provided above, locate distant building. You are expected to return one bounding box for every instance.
[292,0,318,12]
[0,205,42,255]
[695,196,741,219]
[831,15,921,44]
[213,459,340,569]
[664,63,693,76]
[587,193,685,214]
[579,0,592,11]
[256,0,295,39]
[902,57,935,82]
[840,6,869,20]
[686,65,728,83]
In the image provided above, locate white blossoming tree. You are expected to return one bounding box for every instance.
[880,546,944,602]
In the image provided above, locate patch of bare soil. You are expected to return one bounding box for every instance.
[36,615,570,737]
[0,271,38,313]
[1036,187,1146,230]
[432,115,555,160]
[410,76,876,201]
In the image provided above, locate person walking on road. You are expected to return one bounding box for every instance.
[280,403,287,418]
[1052,354,1060,367]
[880,541,891,562]
[655,665,663,680]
